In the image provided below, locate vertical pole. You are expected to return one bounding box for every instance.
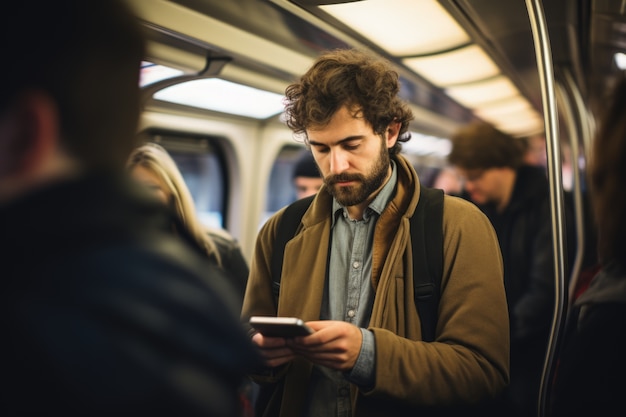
[524,1,568,416]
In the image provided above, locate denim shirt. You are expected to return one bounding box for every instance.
[305,161,397,417]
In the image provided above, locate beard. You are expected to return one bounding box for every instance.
[324,144,390,207]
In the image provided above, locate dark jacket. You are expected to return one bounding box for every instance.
[473,165,563,416]
[550,262,626,416]
[209,228,249,307]
[480,165,556,345]
[1,173,261,416]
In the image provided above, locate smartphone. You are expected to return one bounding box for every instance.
[249,316,314,337]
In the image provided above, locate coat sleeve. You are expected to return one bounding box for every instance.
[367,196,509,407]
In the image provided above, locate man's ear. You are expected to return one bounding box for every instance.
[385,120,401,148]
[2,91,59,176]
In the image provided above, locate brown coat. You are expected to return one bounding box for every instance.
[242,155,509,416]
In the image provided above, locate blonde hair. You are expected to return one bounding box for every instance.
[127,142,222,266]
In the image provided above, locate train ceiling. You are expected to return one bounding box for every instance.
[130,0,626,138]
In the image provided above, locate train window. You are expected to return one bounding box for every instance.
[402,131,452,187]
[262,145,308,225]
[146,132,228,229]
[615,52,626,70]
[140,61,184,87]
[403,132,451,157]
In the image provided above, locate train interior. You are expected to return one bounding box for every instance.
[120,1,626,413]
[127,0,626,263]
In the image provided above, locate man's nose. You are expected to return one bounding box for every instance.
[329,149,350,175]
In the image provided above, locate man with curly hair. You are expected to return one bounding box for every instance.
[242,48,509,417]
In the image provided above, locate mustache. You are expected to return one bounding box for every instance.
[325,173,364,186]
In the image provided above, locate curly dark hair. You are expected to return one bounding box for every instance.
[448,121,525,170]
[284,48,413,155]
[589,75,626,269]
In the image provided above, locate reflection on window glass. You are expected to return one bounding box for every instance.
[140,61,184,87]
[262,145,308,226]
[169,151,225,229]
[146,134,227,229]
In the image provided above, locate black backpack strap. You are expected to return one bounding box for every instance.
[411,186,444,342]
[270,195,315,304]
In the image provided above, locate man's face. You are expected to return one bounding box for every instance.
[293,176,324,200]
[307,105,398,207]
[0,93,58,204]
[455,167,506,206]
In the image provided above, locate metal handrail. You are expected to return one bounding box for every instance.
[560,70,595,306]
[525,1,568,416]
[555,77,584,308]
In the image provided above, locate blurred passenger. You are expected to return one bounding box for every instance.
[522,134,547,167]
[128,142,249,305]
[0,1,260,416]
[242,48,509,417]
[448,121,563,417]
[432,166,463,196]
[550,75,626,416]
[292,150,323,199]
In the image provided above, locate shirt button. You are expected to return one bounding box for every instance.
[352,261,360,269]
[347,309,356,318]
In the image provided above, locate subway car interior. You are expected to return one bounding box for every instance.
[125,0,626,413]
[129,0,625,254]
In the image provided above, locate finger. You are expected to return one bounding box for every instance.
[297,354,349,371]
[259,346,294,360]
[265,355,296,368]
[254,334,290,349]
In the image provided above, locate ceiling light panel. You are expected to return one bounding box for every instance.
[478,107,540,127]
[445,75,520,107]
[154,78,285,119]
[320,0,470,56]
[496,115,544,137]
[403,44,500,86]
[473,95,534,119]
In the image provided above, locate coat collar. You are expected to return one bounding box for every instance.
[277,154,421,318]
[302,154,420,228]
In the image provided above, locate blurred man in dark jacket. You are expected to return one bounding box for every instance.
[448,121,568,417]
[0,1,261,416]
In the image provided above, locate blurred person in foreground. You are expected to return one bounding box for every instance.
[448,121,567,417]
[242,48,509,417]
[292,150,324,200]
[550,75,626,416]
[128,142,250,306]
[0,1,261,416]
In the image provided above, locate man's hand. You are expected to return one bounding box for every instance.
[287,320,363,371]
[251,332,296,368]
